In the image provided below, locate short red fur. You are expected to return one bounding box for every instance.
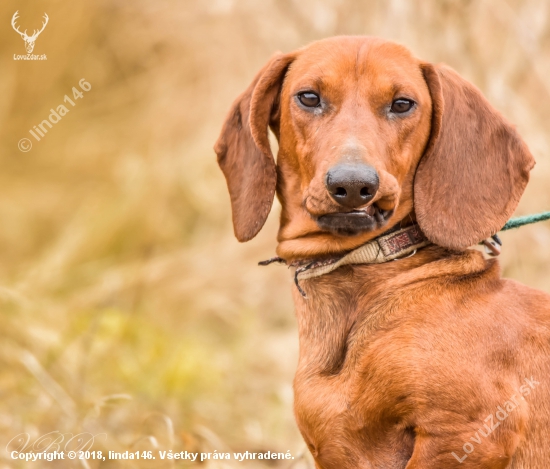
[215,36,549,468]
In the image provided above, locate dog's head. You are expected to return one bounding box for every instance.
[215,36,534,261]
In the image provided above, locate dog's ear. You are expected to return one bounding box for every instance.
[415,64,535,250]
[214,53,295,242]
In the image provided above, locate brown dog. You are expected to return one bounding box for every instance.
[215,36,550,468]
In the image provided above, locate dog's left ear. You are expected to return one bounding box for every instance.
[414,63,536,251]
[214,53,295,242]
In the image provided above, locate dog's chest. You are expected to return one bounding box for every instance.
[289,264,448,467]
[292,298,418,467]
[293,364,416,468]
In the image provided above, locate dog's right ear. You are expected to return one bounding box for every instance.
[214,53,295,242]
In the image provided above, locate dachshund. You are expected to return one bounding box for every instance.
[214,36,550,468]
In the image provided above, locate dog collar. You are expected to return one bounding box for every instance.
[260,212,550,298]
[260,224,431,297]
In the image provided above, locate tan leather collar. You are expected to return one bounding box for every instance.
[260,224,431,297]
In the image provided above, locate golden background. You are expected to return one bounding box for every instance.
[0,0,549,467]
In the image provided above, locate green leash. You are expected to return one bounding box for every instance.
[480,211,550,256]
[502,211,550,231]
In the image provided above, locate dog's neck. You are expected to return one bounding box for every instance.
[266,217,429,298]
[291,246,494,377]
[293,224,430,291]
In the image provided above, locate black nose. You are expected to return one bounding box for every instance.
[326,164,380,208]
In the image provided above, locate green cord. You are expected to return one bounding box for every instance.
[501,211,550,231]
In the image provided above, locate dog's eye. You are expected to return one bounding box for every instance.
[390,99,415,113]
[298,92,321,108]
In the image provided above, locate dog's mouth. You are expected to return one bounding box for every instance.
[316,204,393,236]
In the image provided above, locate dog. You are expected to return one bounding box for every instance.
[214,36,550,468]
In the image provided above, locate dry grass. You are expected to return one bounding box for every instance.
[0,0,549,467]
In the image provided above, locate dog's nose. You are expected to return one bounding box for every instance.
[326,164,380,208]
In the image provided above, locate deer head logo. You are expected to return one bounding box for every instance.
[11,11,49,54]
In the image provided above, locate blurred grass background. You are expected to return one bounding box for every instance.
[0,0,549,467]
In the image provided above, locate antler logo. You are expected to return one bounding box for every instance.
[11,11,49,54]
